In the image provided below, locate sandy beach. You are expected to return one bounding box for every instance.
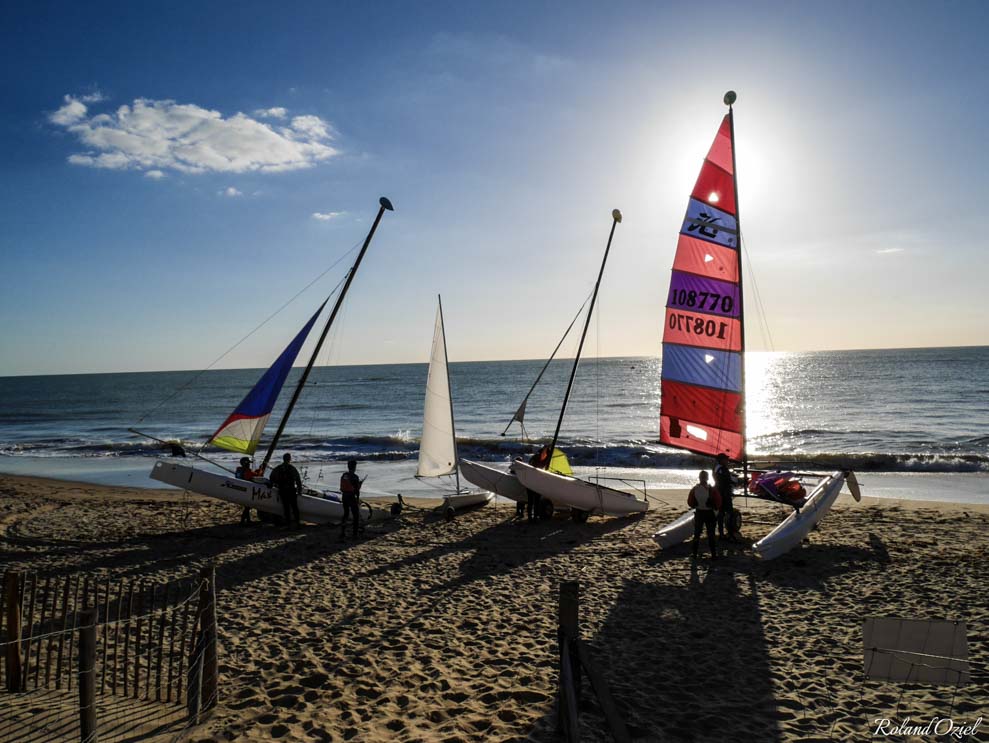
[1,473,986,742]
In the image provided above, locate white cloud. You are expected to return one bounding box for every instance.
[221,186,242,197]
[876,248,904,255]
[254,107,287,119]
[312,211,345,221]
[50,96,338,175]
[145,169,165,180]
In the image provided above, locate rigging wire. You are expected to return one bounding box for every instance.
[136,239,363,424]
[741,234,775,352]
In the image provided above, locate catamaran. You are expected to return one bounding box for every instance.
[415,296,491,517]
[459,298,590,508]
[145,197,394,525]
[512,210,650,520]
[648,93,860,559]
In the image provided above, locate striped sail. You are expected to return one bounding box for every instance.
[210,301,326,454]
[659,113,745,461]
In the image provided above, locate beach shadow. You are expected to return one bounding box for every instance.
[534,568,783,742]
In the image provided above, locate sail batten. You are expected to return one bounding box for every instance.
[660,108,745,461]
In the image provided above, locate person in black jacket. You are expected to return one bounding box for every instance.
[339,459,362,538]
[714,453,738,541]
[270,453,302,528]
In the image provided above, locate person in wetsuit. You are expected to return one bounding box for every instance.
[688,470,721,558]
[340,459,362,538]
[235,456,258,525]
[270,453,302,528]
[714,453,738,541]
[526,446,550,522]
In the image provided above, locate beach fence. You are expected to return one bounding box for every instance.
[0,564,219,742]
[556,581,631,743]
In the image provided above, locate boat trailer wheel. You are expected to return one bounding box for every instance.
[445,506,456,522]
[571,509,590,523]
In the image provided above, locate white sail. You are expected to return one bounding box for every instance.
[417,302,458,478]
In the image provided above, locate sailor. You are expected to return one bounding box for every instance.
[714,453,738,541]
[688,470,721,558]
[340,459,362,538]
[526,446,550,522]
[235,456,258,525]
[270,453,302,529]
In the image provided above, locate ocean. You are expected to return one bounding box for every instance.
[1,347,987,503]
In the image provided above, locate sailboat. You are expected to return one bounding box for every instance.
[416,296,492,517]
[649,92,859,559]
[512,210,650,520]
[460,298,590,506]
[146,197,395,525]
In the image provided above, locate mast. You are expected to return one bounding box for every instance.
[260,196,394,471]
[725,90,747,480]
[546,209,622,464]
[436,295,461,494]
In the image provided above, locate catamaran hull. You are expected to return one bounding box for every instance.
[512,461,648,517]
[652,511,697,548]
[444,490,494,511]
[752,471,848,560]
[150,460,370,525]
[459,460,527,502]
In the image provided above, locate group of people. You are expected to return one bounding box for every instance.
[687,452,739,559]
[234,454,364,538]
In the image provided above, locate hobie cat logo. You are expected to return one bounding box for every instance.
[873,717,982,739]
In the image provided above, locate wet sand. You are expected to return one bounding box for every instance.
[1,473,986,741]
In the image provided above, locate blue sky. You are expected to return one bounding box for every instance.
[1,0,987,376]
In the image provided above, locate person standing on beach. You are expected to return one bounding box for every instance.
[236,456,259,525]
[688,470,721,558]
[270,453,302,528]
[526,446,550,522]
[340,459,363,538]
[714,453,738,541]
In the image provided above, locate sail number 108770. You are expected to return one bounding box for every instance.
[669,289,734,314]
[668,312,729,340]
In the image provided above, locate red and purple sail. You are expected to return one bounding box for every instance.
[659,111,745,461]
[209,300,326,454]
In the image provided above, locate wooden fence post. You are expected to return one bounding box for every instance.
[4,571,23,692]
[78,607,98,743]
[198,564,218,711]
[557,581,580,741]
[186,635,203,724]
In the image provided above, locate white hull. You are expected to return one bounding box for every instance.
[652,511,696,548]
[150,460,371,525]
[444,489,493,511]
[512,461,648,516]
[752,471,848,560]
[459,460,527,503]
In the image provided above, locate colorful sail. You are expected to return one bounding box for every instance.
[210,300,326,454]
[659,111,745,461]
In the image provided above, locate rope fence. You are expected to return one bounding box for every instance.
[1,565,219,743]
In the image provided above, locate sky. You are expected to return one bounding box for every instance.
[1,0,987,376]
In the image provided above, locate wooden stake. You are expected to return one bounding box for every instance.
[67,575,81,691]
[44,576,58,688]
[166,581,178,704]
[156,582,168,701]
[100,578,110,694]
[176,579,193,704]
[22,573,37,689]
[78,608,98,743]
[110,581,123,696]
[3,572,22,692]
[33,575,51,688]
[121,581,134,697]
[56,575,70,690]
[144,583,156,699]
[133,582,144,698]
[198,565,218,710]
